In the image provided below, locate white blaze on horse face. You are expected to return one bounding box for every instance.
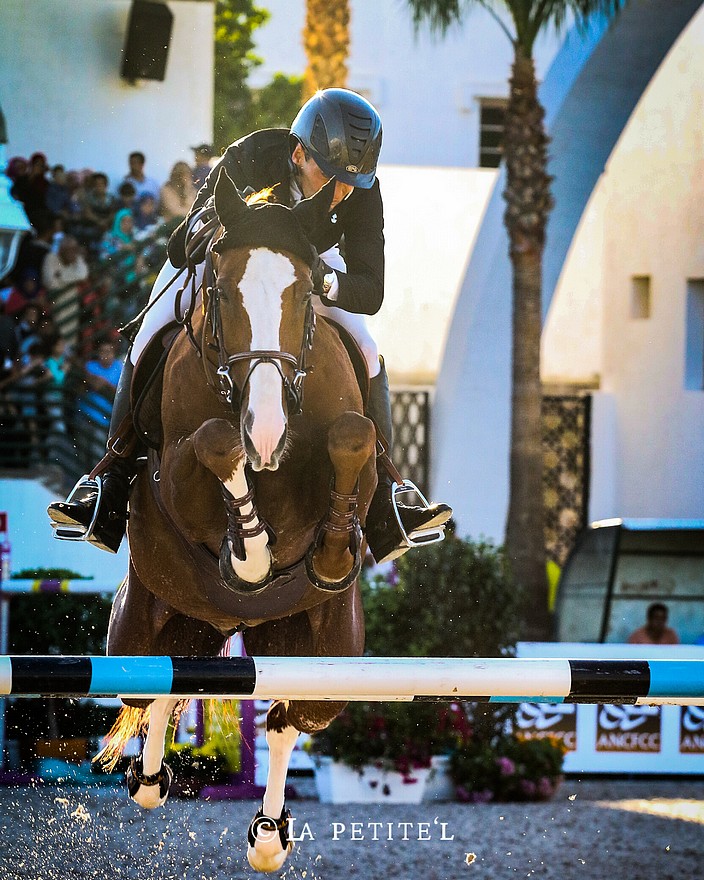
[239,248,296,469]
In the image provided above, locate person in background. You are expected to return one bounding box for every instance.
[133,193,161,237]
[627,602,680,645]
[0,311,19,384]
[5,156,28,185]
[120,151,160,201]
[80,338,122,427]
[41,235,89,350]
[45,165,72,220]
[42,333,71,441]
[115,181,138,215]
[3,269,48,319]
[159,161,197,223]
[191,143,215,190]
[27,153,51,224]
[80,172,116,255]
[11,211,57,285]
[101,210,144,284]
[14,303,44,355]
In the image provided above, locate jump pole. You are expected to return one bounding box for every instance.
[1,655,703,706]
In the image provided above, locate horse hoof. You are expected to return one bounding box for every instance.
[246,806,293,873]
[126,757,173,809]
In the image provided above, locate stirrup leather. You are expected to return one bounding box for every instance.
[50,474,103,543]
[392,480,446,549]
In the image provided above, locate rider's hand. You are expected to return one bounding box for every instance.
[310,249,332,297]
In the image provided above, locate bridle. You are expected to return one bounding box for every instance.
[201,237,317,417]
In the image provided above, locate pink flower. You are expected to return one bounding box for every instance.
[519,779,537,797]
[455,785,471,802]
[497,756,516,776]
[537,777,554,797]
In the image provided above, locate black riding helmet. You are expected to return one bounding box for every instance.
[290,88,382,189]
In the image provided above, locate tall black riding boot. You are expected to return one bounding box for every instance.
[364,359,452,564]
[47,357,139,553]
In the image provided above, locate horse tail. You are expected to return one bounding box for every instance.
[93,704,150,772]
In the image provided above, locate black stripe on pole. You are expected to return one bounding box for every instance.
[11,656,93,696]
[171,656,256,696]
[568,660,650,699]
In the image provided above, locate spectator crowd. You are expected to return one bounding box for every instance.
[0,144,215,469]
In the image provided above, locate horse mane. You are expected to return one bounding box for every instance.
[244,185,278,206]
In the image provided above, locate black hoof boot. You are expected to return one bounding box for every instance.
[247,804,294,872]
[126,756,173,809]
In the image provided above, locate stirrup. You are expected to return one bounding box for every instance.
[392,480,446,549]
[50,474,103,542]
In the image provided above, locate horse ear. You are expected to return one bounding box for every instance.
[293,177,337,239]
[213,166,249,228]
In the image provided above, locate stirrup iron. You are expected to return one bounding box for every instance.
[392,480,446,549]
[50,474,103,543]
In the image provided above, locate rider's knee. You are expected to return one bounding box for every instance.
[358,339,379,376]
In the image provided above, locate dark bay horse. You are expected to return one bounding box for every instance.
[104,169,377,872]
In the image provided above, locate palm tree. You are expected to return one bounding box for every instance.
[408,0,625,639]
[302,0,350,99]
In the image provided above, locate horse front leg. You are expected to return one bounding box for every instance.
[127,698,179,809]
[192,418,273,586]
[307,411,376,588]
[246,701,298,873]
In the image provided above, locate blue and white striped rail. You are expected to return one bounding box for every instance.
[0,656,703,705]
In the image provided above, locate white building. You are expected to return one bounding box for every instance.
[0,0,214,188]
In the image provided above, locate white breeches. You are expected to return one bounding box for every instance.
[130,259,203,365]
[129,251,380,378]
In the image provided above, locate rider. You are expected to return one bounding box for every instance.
[47,88,452,563]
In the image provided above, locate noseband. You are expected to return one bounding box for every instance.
[203,244,316,417]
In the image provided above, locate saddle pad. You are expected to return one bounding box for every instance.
[132,322,183,450]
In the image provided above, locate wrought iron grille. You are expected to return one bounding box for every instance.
[390,388,431,495]
[542,394,592,568]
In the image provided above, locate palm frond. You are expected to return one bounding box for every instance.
[407,0,464,33]
[407,0,627,52]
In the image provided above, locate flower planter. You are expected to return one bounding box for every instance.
[312,755,432,804]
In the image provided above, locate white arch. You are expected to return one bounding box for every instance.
[431,0,704,541]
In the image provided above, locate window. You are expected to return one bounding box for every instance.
[630,276,651,320]
[685,279,704,391]
[478,99,507,168]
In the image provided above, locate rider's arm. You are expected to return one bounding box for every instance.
[318,181,384,316]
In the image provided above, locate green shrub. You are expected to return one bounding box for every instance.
[362,528,519,743]
[362,526,519,660]
[450,735,566,803]
[307,700,471,775]
[309,531,520,774]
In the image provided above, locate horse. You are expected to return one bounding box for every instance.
[101,168,378,873]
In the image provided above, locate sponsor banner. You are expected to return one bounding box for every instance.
[679,705,704,754]
[515,703,577,751]
[596,704,661,752]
